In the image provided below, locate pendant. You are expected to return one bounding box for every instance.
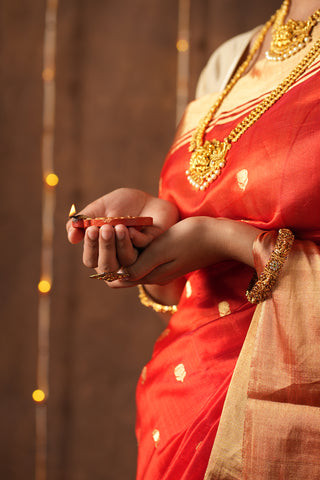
[186,139,230,190]
[266,19,314,61]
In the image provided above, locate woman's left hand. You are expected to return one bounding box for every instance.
[121,216,262,285]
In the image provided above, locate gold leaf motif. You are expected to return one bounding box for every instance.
[218,301,231,317]
[174,363,187,383]
[141,366,147,385]
[236,169,248,191]
[185,280,192,298]
[152,429,160,447]
[158,177,163,195]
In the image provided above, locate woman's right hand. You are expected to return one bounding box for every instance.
[66,188,179,277]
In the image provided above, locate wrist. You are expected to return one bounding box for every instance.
[217,219,262,267]
[142,278,186,307]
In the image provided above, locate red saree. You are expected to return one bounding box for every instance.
[135,41,320,479]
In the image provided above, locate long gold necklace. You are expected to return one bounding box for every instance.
[266,0,320,61]
[186,5,320,191]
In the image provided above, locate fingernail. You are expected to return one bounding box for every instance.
[115,226,125,240]
[87,227,98,241]
[101,226,112,241]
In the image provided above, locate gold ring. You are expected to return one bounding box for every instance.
[90,271,129,282]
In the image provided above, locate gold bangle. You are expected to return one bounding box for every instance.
[137,285,178,314]
[246,228,294,304]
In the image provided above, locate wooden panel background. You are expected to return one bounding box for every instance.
[0,0,280,479]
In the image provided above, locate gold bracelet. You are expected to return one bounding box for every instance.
[137,285,178,314]
[246,228,294,304]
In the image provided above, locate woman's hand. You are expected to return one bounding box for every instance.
[66,188,179,275]
[122,217,262,285]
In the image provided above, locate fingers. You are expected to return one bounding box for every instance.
[115,225,138,266]
[66,220,85,244]
[83,226,100,268]
[97,225,119,272]
[129,225,163,248]
[82,224,137,276]
[125,234,175,284]
[83,225,119,273]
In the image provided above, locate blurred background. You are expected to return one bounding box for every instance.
[1,0,279,479]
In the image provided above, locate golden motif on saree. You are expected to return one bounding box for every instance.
[266,0,320,61]
[187,0,320,191]
[218,301,231,317]
[152,429,160,448]
[141,366,147,385]
[174,364,187,383]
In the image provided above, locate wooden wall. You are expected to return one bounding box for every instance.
[0,0,280,479]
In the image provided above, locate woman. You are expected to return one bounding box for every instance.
[67,1,320,478]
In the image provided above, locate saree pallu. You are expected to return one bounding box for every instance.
[204,233,320,479]
[135,45,320,479]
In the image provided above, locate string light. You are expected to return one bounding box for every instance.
[33,4,190,478]
[36,0,59,479]
[176,0,191,124]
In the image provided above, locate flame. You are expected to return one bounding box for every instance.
[69,204,76,217]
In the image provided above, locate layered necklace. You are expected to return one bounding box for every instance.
[266,0,320,61]
[186,0,320,191]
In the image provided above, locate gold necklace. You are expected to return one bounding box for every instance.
[266,0,320,61]
[186,6,320,191]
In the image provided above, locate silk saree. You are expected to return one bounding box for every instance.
[135,27,320,480]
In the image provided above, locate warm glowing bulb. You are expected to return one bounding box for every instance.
[38,279,52,294]
[45,173,59,187]
[69,204,76,217]
[42,67,55,82]
[176,39,189,52]
[32,389,46,403]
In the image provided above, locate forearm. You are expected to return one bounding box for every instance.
[137,219,262,316]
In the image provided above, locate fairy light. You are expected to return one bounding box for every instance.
[38,279,52,294]
[36,0,59,479]
[32,389,46,403]
[176,38,189,52]
[45,173,59,187]
[176,0,191,124]
[42,67,55,82]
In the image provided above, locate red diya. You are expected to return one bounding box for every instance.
[69,204,153,229]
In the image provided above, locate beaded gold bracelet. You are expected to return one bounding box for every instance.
[137,284,178,314]
[246,228,294,304]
